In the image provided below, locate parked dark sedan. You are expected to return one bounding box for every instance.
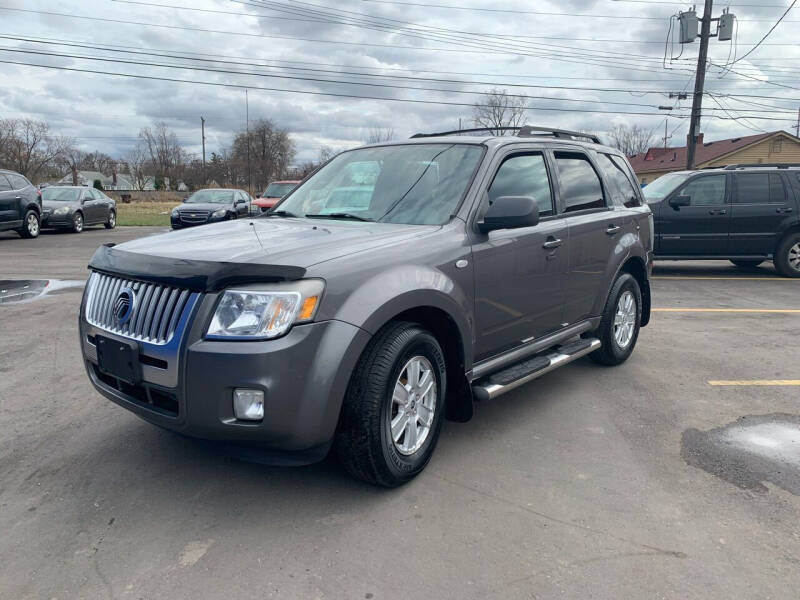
[41,186,116,233]
[171,189,251,229]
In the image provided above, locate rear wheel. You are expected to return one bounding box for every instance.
[104,209,116,229]
[70,211,84,233]
[17,210,40,239]
[590,272,642,366]
[336,321,446,487]
[774,233,800,278]
[730,259,763,268]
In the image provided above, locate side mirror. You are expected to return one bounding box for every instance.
[669,194,691,209]
[479,196,539,233]
[255,193,261,199]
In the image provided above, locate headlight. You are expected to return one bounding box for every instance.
[171,208,179,217]
[53,206,70,215]
[206,280,325,339]
[211,208,227,218]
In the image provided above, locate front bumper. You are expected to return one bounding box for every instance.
[41,211,72,227]
[80,296,370,463]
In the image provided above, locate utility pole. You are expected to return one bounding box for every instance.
[663,118,671,149]
[796,107,799,138]
[245,89,251,195]
[686,0,713,169]
[200,116,206,185]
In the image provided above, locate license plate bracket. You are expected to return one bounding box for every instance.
[96,335,141,384]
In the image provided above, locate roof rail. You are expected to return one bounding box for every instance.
[410,125,601,144]
[723,163,799,170]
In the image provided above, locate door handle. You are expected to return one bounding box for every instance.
[777,207,793,213]
[605,225,621,235]
[542,238,562,249]
[708,208,727,215]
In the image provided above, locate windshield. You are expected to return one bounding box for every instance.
[185,190,234,204]
[42,188,81,202]
[642,173,692,203]
[264,182,297,198]
[275,144,484,225]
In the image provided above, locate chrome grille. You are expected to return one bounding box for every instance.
[85,272,194,345]
[180,210,209,223]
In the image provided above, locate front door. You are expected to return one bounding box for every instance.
[659,173,730,255]
[472,151,567,361]
[729,172,792,255]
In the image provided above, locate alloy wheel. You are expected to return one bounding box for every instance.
[613,290,636,349]
[788,242,800,272]
[26,213,39,237]
[390,355,437,456]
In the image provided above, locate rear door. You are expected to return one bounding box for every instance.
[729,172,792,255]
[554,150,624,326]
[471,149,568,360]
[0,174,15,224]
[659,173,730,255]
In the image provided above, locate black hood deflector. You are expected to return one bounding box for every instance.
[88,244,306,292]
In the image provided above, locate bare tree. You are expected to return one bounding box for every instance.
[606,124,654,156]
[364,127,395,144]
[0,118,72,181]
[124,143,150,191]
[232,118,295,192]
[55,144,87,185]
[472,88,528,135]
[138,121,187,186]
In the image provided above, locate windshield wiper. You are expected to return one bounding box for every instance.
[306,213,374,222]
[265,209,299,218]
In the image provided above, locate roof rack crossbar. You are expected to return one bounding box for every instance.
[723,163,798,170]
[410,125,601,144]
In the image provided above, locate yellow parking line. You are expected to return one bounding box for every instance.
[652,308,800,313]
[709,380,800,386]
[652,276,792,281]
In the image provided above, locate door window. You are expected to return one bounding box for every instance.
[734,173,769,204]
[488,153,554,216]
[553,152,605,212]
[679,175,727,206]
[596,153,641,208]
[0,175,12,191]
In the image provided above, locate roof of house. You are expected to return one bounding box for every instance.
[58,170,110,184]
[627,131,793,174]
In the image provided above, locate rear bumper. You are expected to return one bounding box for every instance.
[80,311,370,464]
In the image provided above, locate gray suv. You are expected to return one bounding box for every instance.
[79,127,653,486]
[0,169,42,238]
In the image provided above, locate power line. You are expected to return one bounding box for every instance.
[731,0,797,64]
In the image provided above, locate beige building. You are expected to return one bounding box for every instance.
[628,130,800,185]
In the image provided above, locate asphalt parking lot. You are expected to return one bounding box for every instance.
[1,226,799,599]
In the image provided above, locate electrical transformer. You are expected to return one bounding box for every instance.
[679,10,698,43]
[718,12,735,42]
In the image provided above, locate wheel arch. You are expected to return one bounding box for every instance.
[619,256,651,326]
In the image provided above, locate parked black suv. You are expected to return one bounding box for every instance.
[0,169,42,238]
[80,126,653,486]
[645,164,800,277]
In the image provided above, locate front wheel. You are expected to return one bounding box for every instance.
[774,233,800,278]
[18,210,40,238]
[590,272,642,366]
[70,211,84,233]
[336,321,446,487]
[104,209,116,229]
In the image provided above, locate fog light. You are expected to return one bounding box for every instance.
[233,389,264,420]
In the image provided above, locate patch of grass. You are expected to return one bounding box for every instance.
[116,202,176,226]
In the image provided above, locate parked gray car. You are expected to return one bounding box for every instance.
[41,186,116,233]
[79,126,653,486]
[0,169,42,238]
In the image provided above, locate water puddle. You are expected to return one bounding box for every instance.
[0,279,85,305]
[682,414,800,495]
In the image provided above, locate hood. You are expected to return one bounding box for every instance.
[176,202,231,212]
[114,217,438,269]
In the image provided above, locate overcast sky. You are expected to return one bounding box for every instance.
[0,0,797,164]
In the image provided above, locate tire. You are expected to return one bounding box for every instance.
[17,210,40,239]
[730,259,763,268]
[774,233,800,278]
[335,321,447,487]
[70,211,84,233]
[104,209,116,229]
[590,272,642,366]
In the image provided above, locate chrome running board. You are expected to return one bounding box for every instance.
[471,337,601,402]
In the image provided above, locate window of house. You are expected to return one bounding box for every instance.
[553,152,605,212]
[772,139,783,153]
